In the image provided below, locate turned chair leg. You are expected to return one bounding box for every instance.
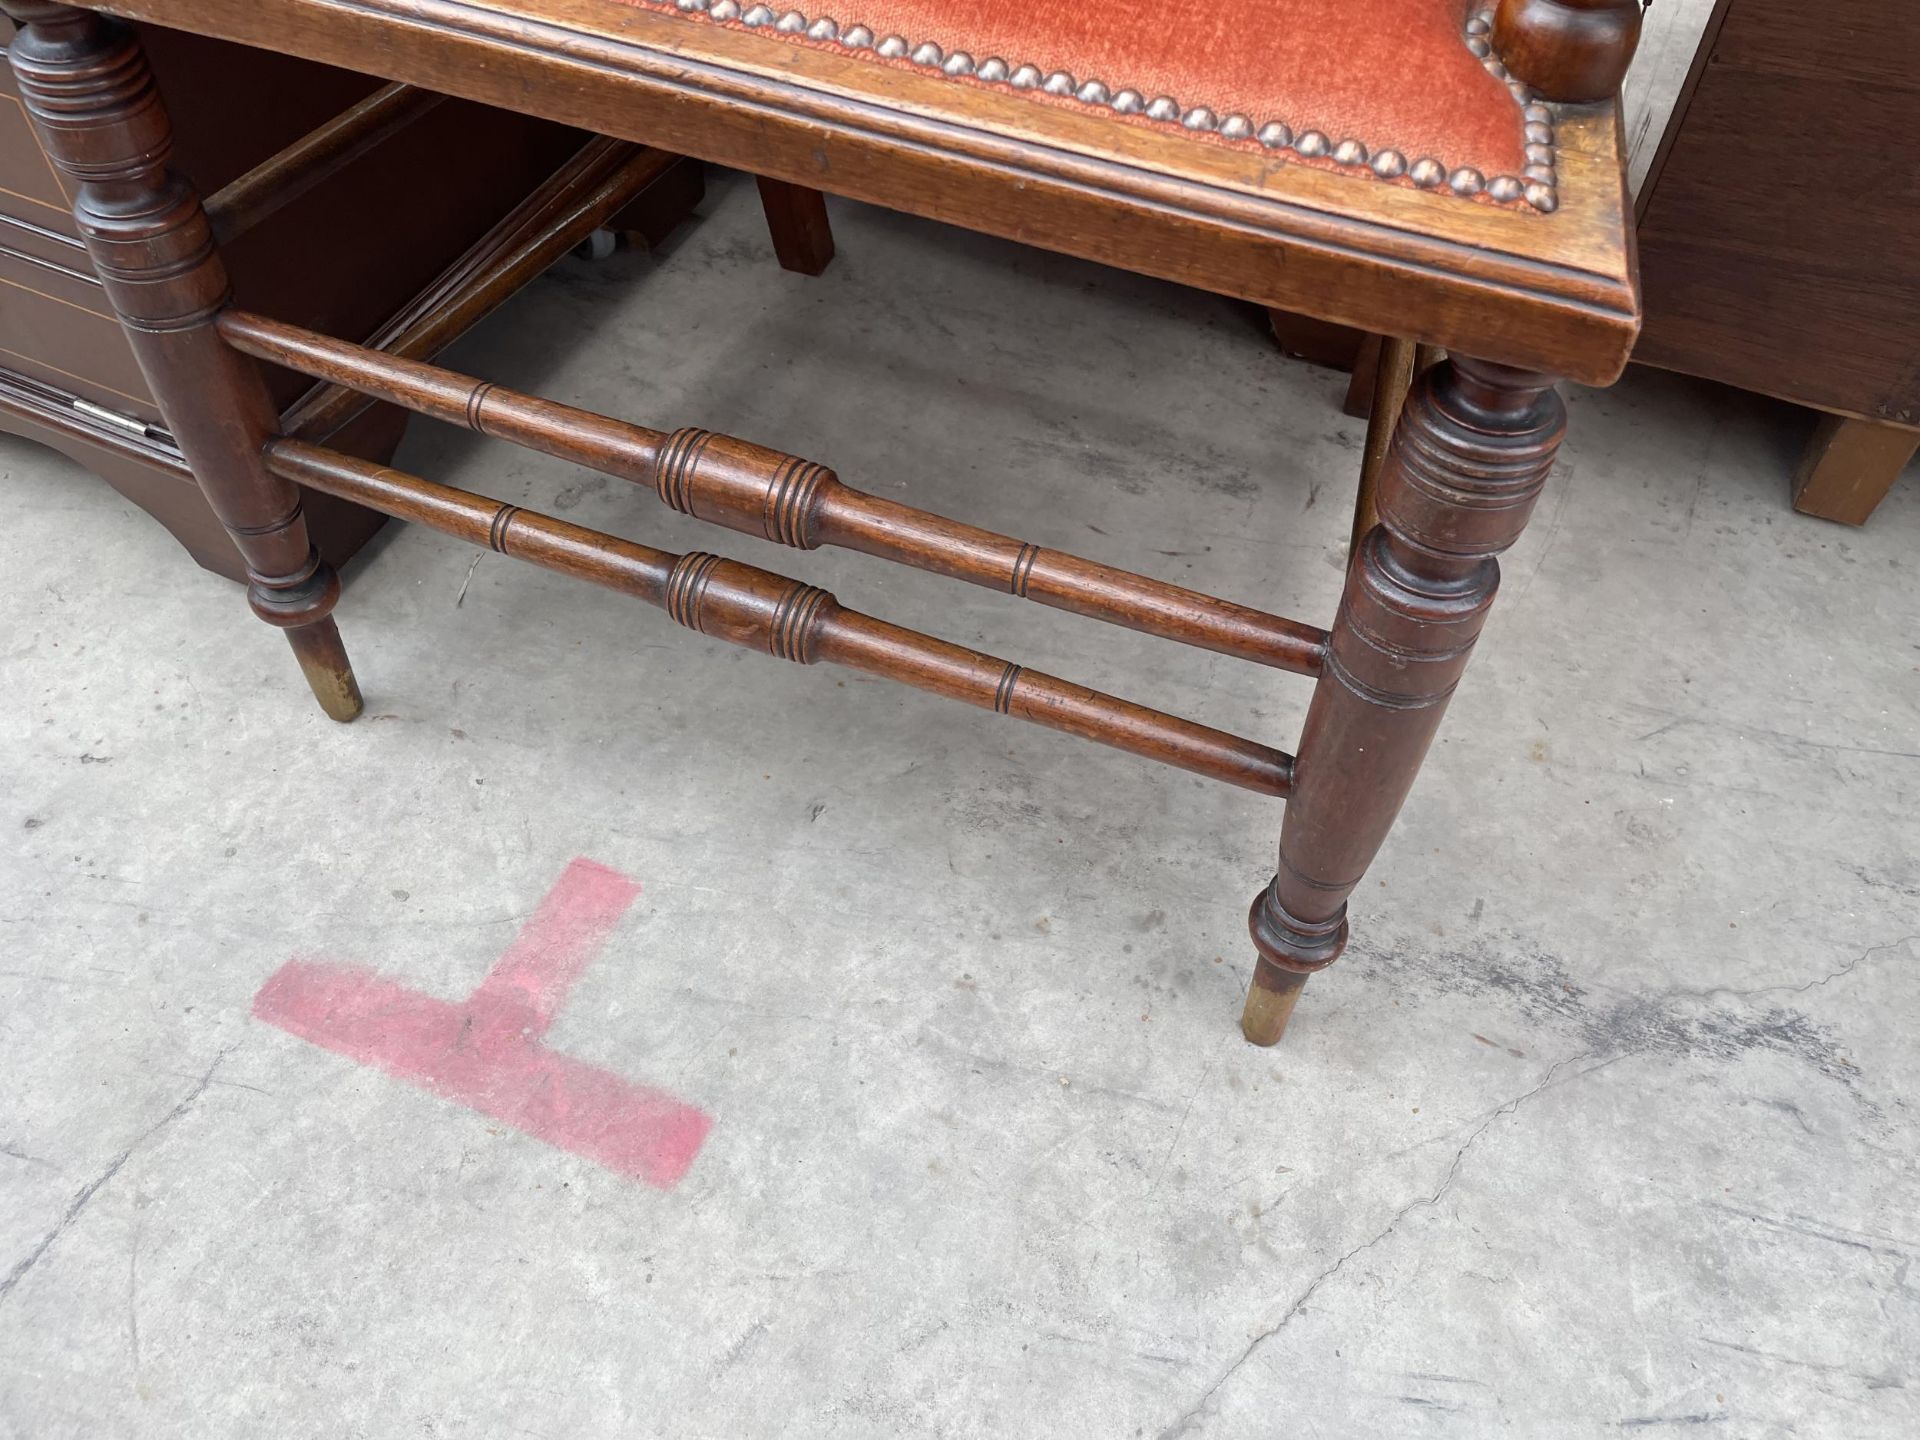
[755,175,835,276]
[6,2,361,720]
[1245,357,1567,1044]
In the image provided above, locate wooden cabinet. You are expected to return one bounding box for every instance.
[0,18,698,579]
[1632,0,1920,523]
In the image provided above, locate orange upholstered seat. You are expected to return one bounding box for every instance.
[624,0,1557,208]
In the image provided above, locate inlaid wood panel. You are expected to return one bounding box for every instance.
[0,256,157,418]
[0,89,74,225]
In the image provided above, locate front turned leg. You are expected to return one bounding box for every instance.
[1243,358,1566,1044]
[5,2,360,720]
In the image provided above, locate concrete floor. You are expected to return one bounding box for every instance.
[2,171,1916,1439]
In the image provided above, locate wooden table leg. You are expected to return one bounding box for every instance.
[1243,357,1566,1045]
[1791,413,1917,527]
[612,154,705,252]
[1352,336,1418,563]
[755,176,835,276]
[1264,308,1367,375]
[6,2,361,720]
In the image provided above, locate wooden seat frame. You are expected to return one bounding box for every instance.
[4,0,1643,1045]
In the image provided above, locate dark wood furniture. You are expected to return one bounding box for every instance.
[2,0,1644,1048]
[0,16,705,580]
[1633,0,1920,524]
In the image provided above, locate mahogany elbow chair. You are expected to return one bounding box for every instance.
[4,0,1644,1046]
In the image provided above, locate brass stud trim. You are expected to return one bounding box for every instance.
[660,1,1554,209]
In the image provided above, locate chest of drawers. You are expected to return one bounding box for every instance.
[1,16,699,579]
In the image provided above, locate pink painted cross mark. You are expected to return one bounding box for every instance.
[253,858,710,1188]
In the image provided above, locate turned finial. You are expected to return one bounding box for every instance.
[1493,0,1643,103]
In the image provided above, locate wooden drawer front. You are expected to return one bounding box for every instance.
[0,207,88,270]
[0,229,100,310]
[0,249,158,422]
[1635,0,1920,425]
[0,86,78,232]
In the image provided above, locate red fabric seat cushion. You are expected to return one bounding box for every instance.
[619,0,1555,207]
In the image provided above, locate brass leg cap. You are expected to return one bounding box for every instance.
[1240,966,1309,1047]
[287,619,364,723]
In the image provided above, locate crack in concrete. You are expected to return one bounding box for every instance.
[1700,1335,1903,1389]
[1656,934,1918,1007]
[1155,927,1909,1435]
[1842,863,1920,902]
[1621,709,1920,766]
[0,1045,233,1305]
[1147,1037,1227,1200]
[1157,1049,1607,1438]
